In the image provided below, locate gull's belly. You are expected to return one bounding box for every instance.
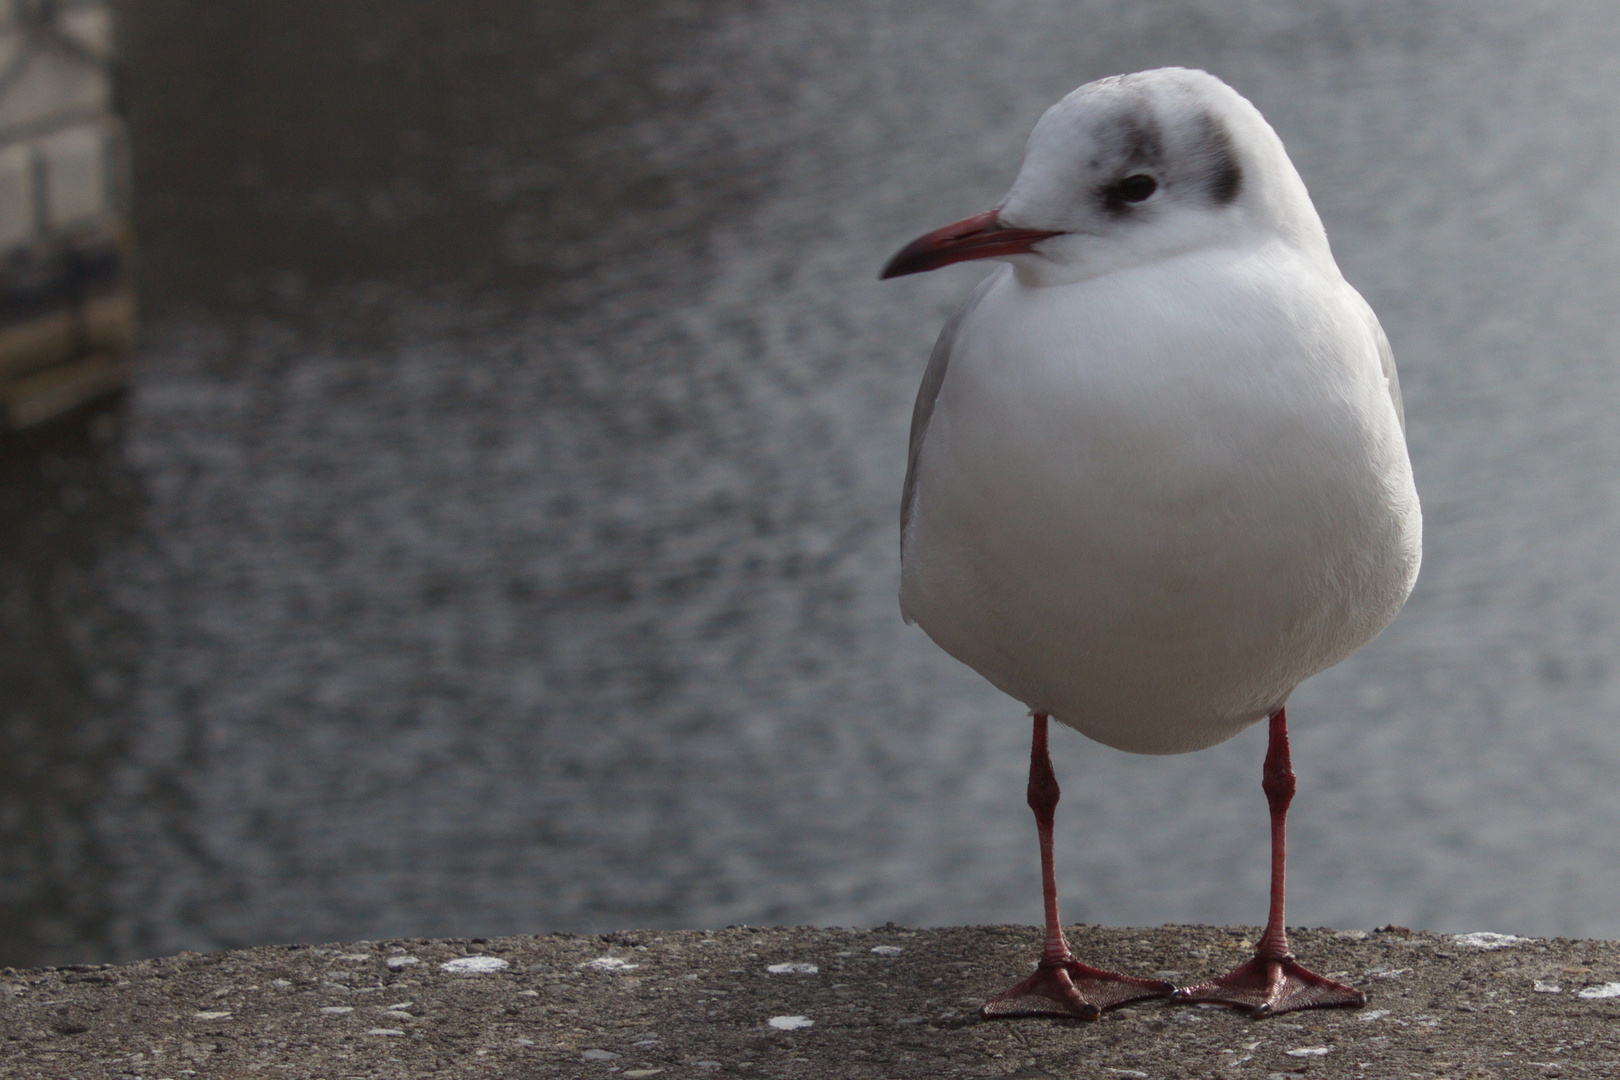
[903,451,1410,753]
[898,261,1421,754]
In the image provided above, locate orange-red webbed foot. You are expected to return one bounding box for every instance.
[1171,953,1365,1017]
[982,957,1174,1020]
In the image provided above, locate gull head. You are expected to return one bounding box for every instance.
[881,68,1328,286]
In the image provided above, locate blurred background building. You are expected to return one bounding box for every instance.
[4,0,1620,968]
[0,0,133,431]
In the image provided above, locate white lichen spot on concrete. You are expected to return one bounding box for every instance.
[1577,982,1620,999]
[1454,932,1530,950]
[366,1028,405,1036]
[381,1010,413,1020]
[1357,1009,1391,1021]
[765,963,818,974]
[768,1015,814,1030]
[869,946,903,957]
[385,955,420,970]
[191,1010,231,1020]
[1532,980,1562,993]
[584,956,639,971]
[440,956,510,973]
[319,1006,354,1015]
[1286,1047,1330,1057]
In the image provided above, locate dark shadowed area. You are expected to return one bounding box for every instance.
[4,0,1620,967]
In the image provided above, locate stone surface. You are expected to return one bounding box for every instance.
[3,924,1619,1077]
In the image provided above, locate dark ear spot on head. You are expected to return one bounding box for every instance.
[1208,155,1242,205]
[1195,111,1243,205]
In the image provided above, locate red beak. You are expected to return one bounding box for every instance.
[879,209,1064,279]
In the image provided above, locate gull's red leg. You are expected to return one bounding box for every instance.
[981,714,1174,1020]
[1171,708,1366,1017]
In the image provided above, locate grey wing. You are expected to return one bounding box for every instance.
[1375,316,1405,437]
[1351,291,1404,436]
[900,267,1004,547]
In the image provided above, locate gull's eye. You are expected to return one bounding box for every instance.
[1113,174,1158,202]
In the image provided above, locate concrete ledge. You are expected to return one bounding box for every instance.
[3,924,1619,1078]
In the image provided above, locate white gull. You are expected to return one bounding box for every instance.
[881,67,1420,1019]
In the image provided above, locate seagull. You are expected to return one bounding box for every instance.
[880,68,1420,1019]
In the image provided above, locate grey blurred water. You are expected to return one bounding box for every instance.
[6,0,1620,966]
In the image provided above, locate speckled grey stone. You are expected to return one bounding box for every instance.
[4,924,1620,1077]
